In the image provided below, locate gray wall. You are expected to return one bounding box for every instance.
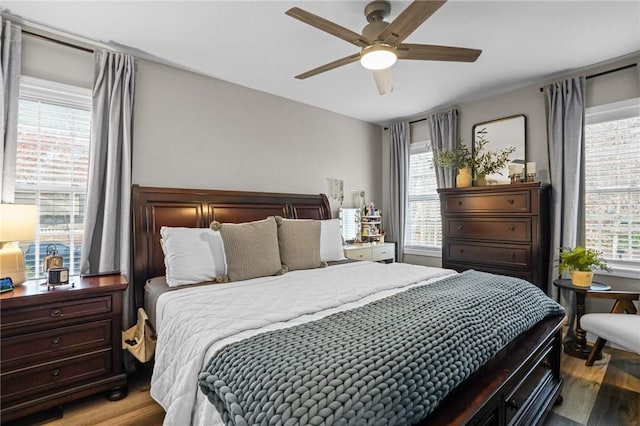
[131,59,382,215]
[20,34,382,216]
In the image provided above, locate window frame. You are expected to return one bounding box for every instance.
[584,97,640,279]
[404,140,442,257]
[15,75,91,279]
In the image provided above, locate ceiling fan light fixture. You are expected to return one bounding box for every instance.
[360,44,397,70]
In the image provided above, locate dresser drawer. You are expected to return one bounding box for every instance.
[504,344,555,425]
[1,349,111,403]
[1,296,112,331]
[1,320,112,367]
[446,242,532,269]
[344,246,370,261]
[446,218,531,242]
[370,244,395,262]
[444,192,531,214]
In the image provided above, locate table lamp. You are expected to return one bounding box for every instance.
[0,203,37,285]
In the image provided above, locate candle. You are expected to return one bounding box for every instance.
[508,164,523,176]
[526,162,536,174]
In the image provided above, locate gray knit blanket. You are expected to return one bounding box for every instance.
[198,270,564,426]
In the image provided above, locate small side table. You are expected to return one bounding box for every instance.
[553,279,639,360]
[553,279,611,359]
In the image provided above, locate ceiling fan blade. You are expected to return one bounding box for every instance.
[397,43,482,62]
[378,0,447,46]
[372,68,393,95]
[286,7,370,48]
[295,53,362,79]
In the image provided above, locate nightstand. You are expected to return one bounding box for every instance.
[0,274,128,423]
[343,242,395,263]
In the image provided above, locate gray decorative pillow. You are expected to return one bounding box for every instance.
[275,216,325,271]
[212,216,285,281]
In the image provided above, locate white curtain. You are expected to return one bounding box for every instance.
[387,121,409,262]
[0,17,21,203]
[545,76,586,339]
[82,50,135,325]
[428,109,457,189]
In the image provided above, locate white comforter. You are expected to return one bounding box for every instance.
[151,261,456,425]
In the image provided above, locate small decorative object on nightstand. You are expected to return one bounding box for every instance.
[0,273,129,422]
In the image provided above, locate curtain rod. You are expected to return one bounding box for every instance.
[383,117,426,130]
[23,29,94,54]
[538,63,637,92]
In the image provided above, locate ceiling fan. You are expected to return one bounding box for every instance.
[286,0,482,95]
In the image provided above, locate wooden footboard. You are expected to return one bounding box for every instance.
[425,315,564,426]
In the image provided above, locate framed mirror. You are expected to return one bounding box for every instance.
[339,208,360,243]
[472,114,526,184]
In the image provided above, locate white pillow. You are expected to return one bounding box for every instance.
[160,226,227,287]
[320,219,346,262]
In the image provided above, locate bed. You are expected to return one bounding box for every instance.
[132,185,565,426]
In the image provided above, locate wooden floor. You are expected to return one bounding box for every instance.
[544,348,640,426]
[6,348,639,426]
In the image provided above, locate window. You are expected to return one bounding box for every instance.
[15,76,91,278]
[585,98,640,273]
[405,142,441,253]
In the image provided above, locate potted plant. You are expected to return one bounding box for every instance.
[471,128,516,185]
[435,133,516,187]
[558,246,611,287]
[434,142,473,187]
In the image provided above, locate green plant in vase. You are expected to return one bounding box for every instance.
[471,128,516,185]
[434,142,473,188]
[558,246,610,287]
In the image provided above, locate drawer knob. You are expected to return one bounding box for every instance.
[508,226,515,232]
[457,200,463,206]
[457,224,464,231]
[52,337,61,346]
[509,253,516,259]
[458,248,464,254]
[51,308,62,317]
[507,198,515,204]
[51,368,61,378]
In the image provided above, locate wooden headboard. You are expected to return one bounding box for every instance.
[131,185,331,307]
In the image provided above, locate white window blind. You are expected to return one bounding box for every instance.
[585,98,639,271]
[15,76,91,278]
[405,143,441,249]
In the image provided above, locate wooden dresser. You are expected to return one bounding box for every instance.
[438,182,551,293]
[0,274,128,422]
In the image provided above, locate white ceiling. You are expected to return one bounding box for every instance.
[3,1,640,124]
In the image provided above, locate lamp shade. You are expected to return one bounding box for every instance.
[0,204,37,242]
